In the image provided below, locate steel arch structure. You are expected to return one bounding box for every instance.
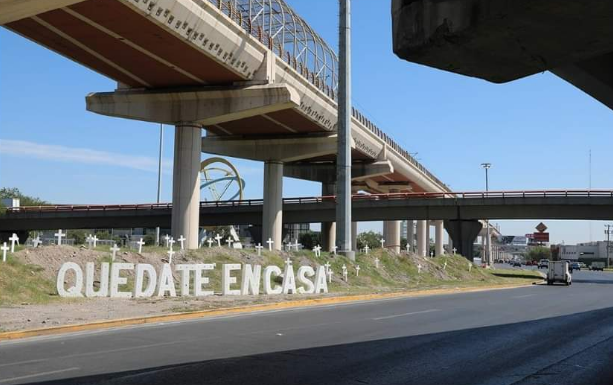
[206,0,339,99]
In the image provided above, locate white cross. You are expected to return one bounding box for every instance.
[342,264,348,282]
[168,248,175,264]
[92,235,98,248]
[168,237,176,250]
[86,234,94,249]
[327,268,333,283]
[406,244,411,254]
[285,257,293,267]
[355,265,360,277]
[443,261,448,270]
[418,263,422,274]
[32,236,42,248]
[177,235,186,251]
[324,262,331,275]
[226,238,234,248]
[468,262,472,272]
[332,245,338,256]
[453,247,457,255]
[9,233,19,253]
[1,242,8,262]
[110,244,120,261]
[215,234,223,248]
[363,244,370,255]
[137,238,146,254]
[207,238,214,248]
[54,230,65,246]
[313,245,322,257]
[266,238,274,251]
[375,257,380,269]
[163,234,170,248]
[255,243,264,256]
[380,239,386,249]
[430,251,434,258]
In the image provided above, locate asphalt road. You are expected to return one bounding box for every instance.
[3,269,613,385]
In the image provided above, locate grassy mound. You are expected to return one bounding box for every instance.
[0,246,544,306]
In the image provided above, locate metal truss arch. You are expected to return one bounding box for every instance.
[208,0,339,98]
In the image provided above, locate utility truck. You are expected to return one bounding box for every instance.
[547,261,572,286]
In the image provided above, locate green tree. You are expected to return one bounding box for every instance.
[0,187,48,206]
[68,230,88,245]
[357,231,383,250]
[528,246,551,261]
[299,231,321,250]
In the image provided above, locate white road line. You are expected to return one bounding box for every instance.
[0,367,79,384]
[372,309,441,321]
[513,294,537,299]
[0,359,47,368]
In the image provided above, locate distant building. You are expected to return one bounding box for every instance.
[559,242,612,263]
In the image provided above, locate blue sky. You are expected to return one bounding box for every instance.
[1,0,612,244]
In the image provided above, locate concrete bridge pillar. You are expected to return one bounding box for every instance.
[263,161,283,251]
[321,183,336,252]
[406,220,415,253]
[444,220,483,261]
[351,222,358,252]
[434,220,444,256]
[171,124,202,250]
[383,221,401,253]
[416,220,427,257]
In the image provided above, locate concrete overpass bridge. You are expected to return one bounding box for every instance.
[3,190,612,259]
[392,0,613,110]
[2,0,449,252]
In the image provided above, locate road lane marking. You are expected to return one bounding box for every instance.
[0,359,47,368]
[372,309,441,321]
[0,367,79,384]
[512,294,537,299]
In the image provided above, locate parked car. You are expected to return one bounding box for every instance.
[538,259,549,269]
[512,261,522,267]
[570,262,581,271]
[590,262,605,271]
[579,262,588,269]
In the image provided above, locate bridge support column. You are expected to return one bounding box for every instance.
[383,221,401,254]
[435,220,444,256]
[444,220,483,261]
[321,183,336,252]
[416,220,427,257]
[406,220,415,253]
[171,124,202,250]
[352,222,358,252]
[263,161,283,251]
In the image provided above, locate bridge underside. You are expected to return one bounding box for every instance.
[392,0,613,109]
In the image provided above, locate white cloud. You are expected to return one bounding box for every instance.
[0,139,172,174]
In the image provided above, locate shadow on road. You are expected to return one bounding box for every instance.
[491,272,544,280]
[21,307,613,385]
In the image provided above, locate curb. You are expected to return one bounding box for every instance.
[0,283,536,342]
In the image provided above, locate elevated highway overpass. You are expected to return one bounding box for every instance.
[392,0,613,110]
[3,190,612,259]
[2,0,449,252]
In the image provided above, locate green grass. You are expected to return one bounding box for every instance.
[1,247,544,307]
[0,256,58,306]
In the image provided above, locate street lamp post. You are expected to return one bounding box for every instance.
[156,124,164,246]
[481,163,492,265]
[606,224,612,269]
[336,0,354,260]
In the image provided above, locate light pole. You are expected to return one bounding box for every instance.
[336,0,354,260]
[481,163,492,265]
[156,124,164,246]
[606,224,612,268]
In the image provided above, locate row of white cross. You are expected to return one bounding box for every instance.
[360,241,458,257]
[1,233,23,262]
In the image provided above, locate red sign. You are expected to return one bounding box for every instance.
[533,232,550,242]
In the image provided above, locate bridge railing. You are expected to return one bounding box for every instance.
[5,190,613,214]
